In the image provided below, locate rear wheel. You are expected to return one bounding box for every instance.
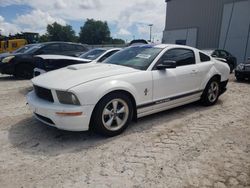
[201,78,220,106]
[92,93,133,137]
[15,64,33,79]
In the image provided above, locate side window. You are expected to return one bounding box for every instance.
[161,48,196,67]
[98,50,119,62]
[41,44,61,54]
[61,44,75,52]
[199,52,211,62]
[76,45,87,52]
[220,50,228,58]
[12,42,17,48]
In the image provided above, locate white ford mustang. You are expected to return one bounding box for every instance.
[27,44,230,136]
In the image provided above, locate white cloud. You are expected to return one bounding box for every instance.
[0,16,20,35]
[118,28,131,36]
[0,0,166,41]
[14,9,66,34]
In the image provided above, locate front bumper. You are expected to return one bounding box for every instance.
[0,62,15,75]
[27,91,95,131]
[235,70,250,78]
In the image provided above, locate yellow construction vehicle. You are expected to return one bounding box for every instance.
[0,39,28,53]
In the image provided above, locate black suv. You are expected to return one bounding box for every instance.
[0,42,88,78]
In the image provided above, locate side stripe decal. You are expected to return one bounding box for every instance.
[137,90,203,109]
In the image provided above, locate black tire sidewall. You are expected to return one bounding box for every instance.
[92,93,133,137]
[236,76,244,81]
[15,64,33,79]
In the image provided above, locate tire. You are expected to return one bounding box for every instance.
[236,76,244,82]
[229,64,234,74]
[200,78,220,106]
[91,93,133,137]
[15,64,33,79]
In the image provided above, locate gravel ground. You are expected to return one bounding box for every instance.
[0,74,249,188]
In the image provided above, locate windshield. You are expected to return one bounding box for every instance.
[80,49,107,60]
[24,44,44,54]
[104,46,163,70]
[13,44,38,53]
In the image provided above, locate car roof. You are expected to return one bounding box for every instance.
[39,41,88,46]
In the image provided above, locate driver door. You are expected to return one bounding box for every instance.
[152,48,200,110]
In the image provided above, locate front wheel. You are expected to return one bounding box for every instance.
[201,78,220,106]
[15,64,33,79]
[92,93,133,137]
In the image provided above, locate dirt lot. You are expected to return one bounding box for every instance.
[0,74,249,188]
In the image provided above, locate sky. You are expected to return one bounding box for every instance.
[0,0,166,42]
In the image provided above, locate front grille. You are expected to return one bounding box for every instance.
[35,113,55,125]
[34,85,54,102]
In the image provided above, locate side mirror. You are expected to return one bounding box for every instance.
[211,54,217,57]
[156,60,176,70]
[248,57,250,60]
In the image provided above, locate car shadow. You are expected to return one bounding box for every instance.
[8,101,217,156]
[233,79,250,84]
[0,74,29,81]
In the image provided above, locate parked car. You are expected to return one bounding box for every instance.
[235,58,250,81]
[129,39,149,46]
[27,44,230,137]
[202,49,237,73]
[0,42,88,78]
[0,43,38,62]
[33,48,121,77]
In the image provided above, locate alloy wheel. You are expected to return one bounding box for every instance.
[102,99,129,131]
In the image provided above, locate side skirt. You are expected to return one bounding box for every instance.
[137,91,202,118]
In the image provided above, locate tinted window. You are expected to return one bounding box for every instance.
[61,44,75,51]
[12,42,17,48]
[199,52,211,62]
[161,48,195,67]
[76,45,87,51]
[219,50,228,58]
[42,44,60,54]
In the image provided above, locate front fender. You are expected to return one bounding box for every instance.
[96,80,138,104]
[70,79,138,106]
[70,71,153,107]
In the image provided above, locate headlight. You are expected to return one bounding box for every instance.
[56,91,81,105]
[236,64,244,70]
[2,56,15,63]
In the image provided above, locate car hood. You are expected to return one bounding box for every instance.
[32,63,140,90]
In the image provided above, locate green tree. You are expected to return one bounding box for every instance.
[39,34,49,42]
[46,22,76,42]
[111,38,125,44]
[79,19,111,44]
